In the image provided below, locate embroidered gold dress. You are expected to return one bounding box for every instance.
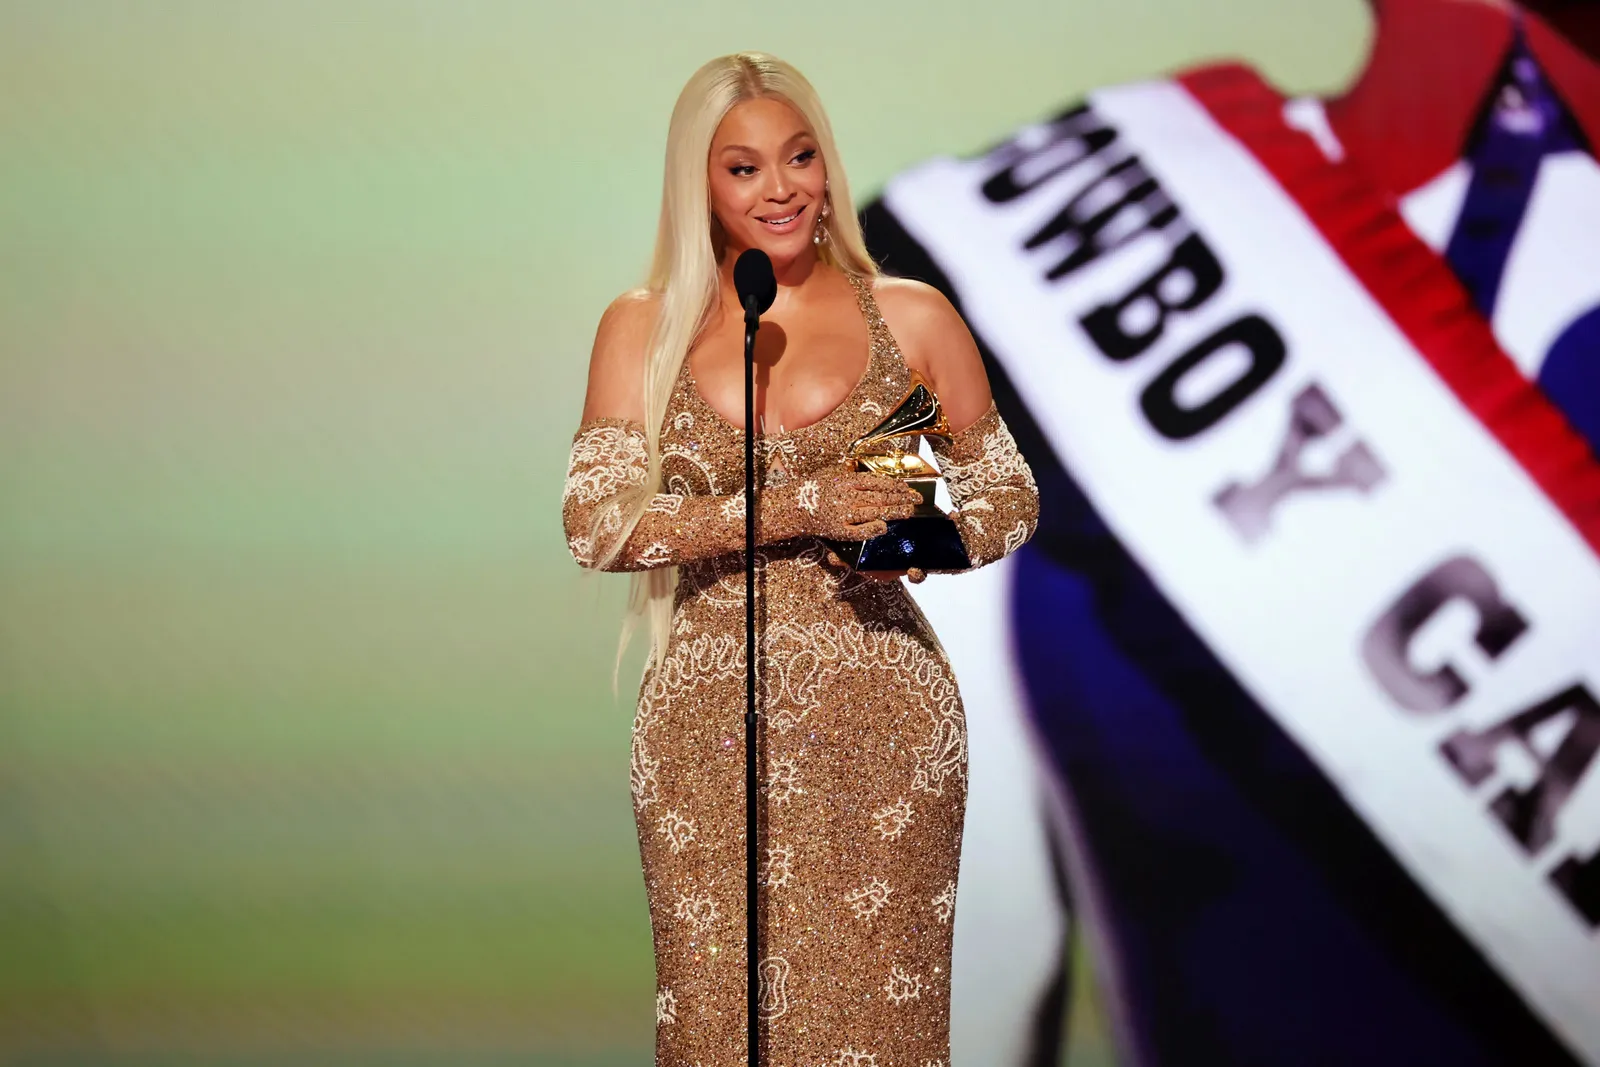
[562,275,1039,1066]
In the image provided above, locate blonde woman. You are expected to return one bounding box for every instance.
[561,52,1038,1065]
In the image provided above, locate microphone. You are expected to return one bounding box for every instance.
[734,248,777,323]
[732,245,772,1065]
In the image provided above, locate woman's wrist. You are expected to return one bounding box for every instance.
[756,481,811,544]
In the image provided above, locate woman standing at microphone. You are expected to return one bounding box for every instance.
[561,51,1038,1066]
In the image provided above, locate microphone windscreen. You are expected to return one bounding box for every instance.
[733,248,777,316]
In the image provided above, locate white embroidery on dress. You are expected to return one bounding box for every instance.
[956,497,993,542]
[762,843,794,888]
[641,633,745,704]
[832,1049,878,1066]
[567,532,595,566]
[885,964,923,1004]
[656,987,677,1025]
[933,414,1038,566]
[932,880,957,925]
[636,541,672,566]
[664,442,723,496]
[597,500,625,535]
[757,619,967,791]
[766,757,803,805]
[655,809,697,853]
[719,490,746,522]
[632,634,743,815]
[796,479,821,514]
[859,399,884,418]
[646,493,684,515]
[758,956,790,1018]
[767,704,809,734]
[846,876,893,920]
[912,708,965,797]
[564,425,648,505]
[789,541,875,600]
[939,419,1035,500]
[673,410,694,431]
[677,557,750,608]
[1004,520,1030,555]
[631,731,660,812]
[873,797,915,840]
[765,437,799,486]
[672,889,719,933]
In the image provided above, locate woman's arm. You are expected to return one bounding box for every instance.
[875,278,1040,571]
[564,292,920,572]
[928,401,1040,569]
[562,420,787,571]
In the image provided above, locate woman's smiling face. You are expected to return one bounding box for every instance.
[707,96,827,264]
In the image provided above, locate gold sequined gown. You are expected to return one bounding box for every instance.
[562,275,1039,1066]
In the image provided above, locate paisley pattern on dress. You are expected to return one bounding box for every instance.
[561,273,1038,1065]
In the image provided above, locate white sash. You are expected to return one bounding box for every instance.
[886,73,1600,1060]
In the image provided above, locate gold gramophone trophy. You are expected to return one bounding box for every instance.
[826,370,972,571]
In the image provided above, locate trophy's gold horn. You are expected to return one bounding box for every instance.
[848,370,950,456]
[848,370,949,483]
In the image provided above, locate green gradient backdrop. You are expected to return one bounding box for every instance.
[0,3,1365,1064]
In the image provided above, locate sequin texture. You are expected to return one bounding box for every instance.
[562,275,1039,1065]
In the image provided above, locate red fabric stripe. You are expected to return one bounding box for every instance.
[1178,63,1600,557]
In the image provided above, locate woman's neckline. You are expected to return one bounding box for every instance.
[682,273,881,439]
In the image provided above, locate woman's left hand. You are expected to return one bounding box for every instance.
[861,568,926,583]
[823,546,926,584]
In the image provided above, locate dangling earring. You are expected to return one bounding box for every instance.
[813,183,832,246]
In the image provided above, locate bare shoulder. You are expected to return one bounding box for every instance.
[593,288,660,360]
[869,275,993,429]
[869,275,964,337]
[581,288,660,423]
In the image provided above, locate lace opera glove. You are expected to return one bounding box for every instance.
[561,419,915,572]
[929,402,1040,571]
[783,462,922,543]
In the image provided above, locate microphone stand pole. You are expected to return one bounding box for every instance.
[742,295,761,1067]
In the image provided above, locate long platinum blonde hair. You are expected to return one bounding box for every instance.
[595,52,878,681]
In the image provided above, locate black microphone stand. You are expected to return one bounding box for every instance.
[742,293,761,1067]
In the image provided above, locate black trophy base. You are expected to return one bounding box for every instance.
[826,507,972,572]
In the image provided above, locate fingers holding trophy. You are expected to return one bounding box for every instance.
[825,369,972,573]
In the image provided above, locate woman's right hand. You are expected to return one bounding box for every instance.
[790,462,922,542]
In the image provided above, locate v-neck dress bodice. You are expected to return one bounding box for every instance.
[560,270,1040,1066]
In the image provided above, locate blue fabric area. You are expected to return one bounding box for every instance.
[1539,305,1600,453]
[1443,28,1598,459]
[1444,30,1580,318]
[1006,466,1576,1066]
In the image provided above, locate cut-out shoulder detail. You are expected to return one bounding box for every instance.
[603,287,660,318]
[869,274,944,301]
[870,277,956,331]
[947,398,997,438]
[595,289,661,348]
[582,290,662,425]
[872,275,993,432]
